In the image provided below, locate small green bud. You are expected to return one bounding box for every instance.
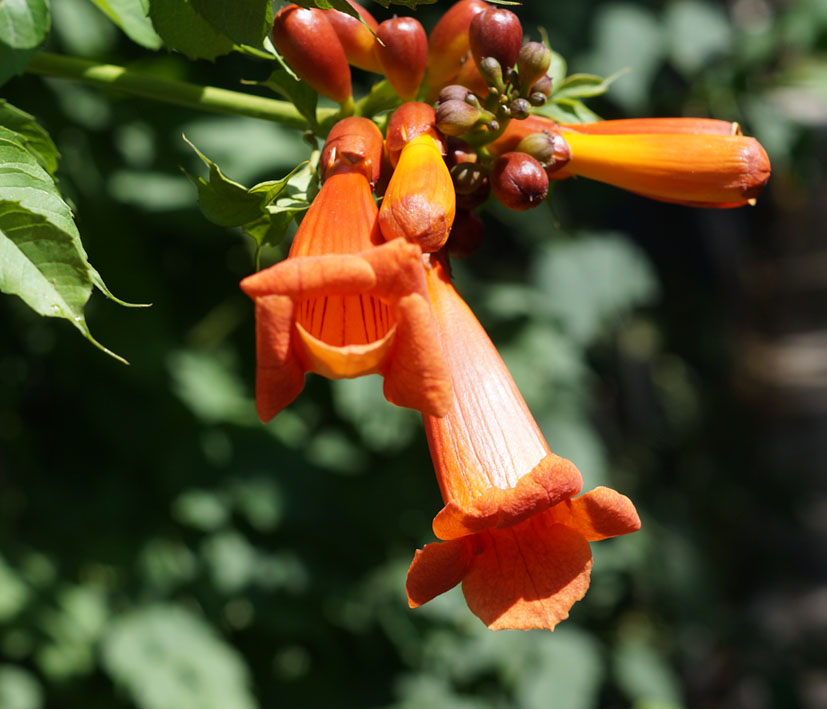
[517,42,552,95]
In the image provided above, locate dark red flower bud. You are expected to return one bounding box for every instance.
[386,102,439,168]
[321,117,384,185]
[436,99,481,136]
[469,8,523,71]
[451,163,490,209]
[376,17,428,100]
[325,1,382,74]
[491,152,549,210]
[424,0,489,98]
[516,132,572,174]
[272,5,352,104]
[517,42,551,94]
[446,209,485,259]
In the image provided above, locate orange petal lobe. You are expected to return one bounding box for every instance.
[254,296,305,422]
[546,486,642,541]
[560,117,740,136]
[432,453,583,540]
[406,537,472,608]
[463,518,592,631]
[383,293,452,417]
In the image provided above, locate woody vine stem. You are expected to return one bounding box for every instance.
[25,51,343,129]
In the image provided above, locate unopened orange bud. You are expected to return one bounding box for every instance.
[424,0,489,100]
[376,17,428,100]
[563,132,771,206]
[561,118,741,136]
[325,1,383,74]
[321,117,384,185]
[379,134,456,252]
[386,102,439,168]
[272,5,352,104]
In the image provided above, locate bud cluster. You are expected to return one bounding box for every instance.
[267,0,770,261]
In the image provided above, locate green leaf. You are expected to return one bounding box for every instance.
[547,50,567,91]
[537,97,603,124]
[0,127,131,361]
[256,67,318,129]
[102,605,256,709]
[0,0,50,86]
[148,0,234,60]
[190,0,273,46]
[0,100,60,176]
[552,69,629,100]
[183,135,304,227]
[87,0,163,49]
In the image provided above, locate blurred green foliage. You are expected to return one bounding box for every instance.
[1,1,826,708]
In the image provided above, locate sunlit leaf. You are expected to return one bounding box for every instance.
[256,67,318,129]
[552,69,629,100]
[0,0,50,86]
[88,0,162,49]
[0,100,60,176]
[0,127,137,360]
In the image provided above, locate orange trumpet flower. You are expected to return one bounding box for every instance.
[240,118,451,422]
[490,115,770,207]
[406,254,640,630]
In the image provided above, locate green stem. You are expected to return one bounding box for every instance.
[26,51,338,130]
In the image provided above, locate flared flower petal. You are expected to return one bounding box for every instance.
[241,121,451,421]
[407,254,641,630]
[407,486,640,630]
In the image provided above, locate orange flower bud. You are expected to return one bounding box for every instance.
[325,0,383,74]
[385,102,439,169]
[469,8,523,71]
[491,152,549,210]
[375,17,428,100]
[320,116,384,186]
[424,0,489,100]
[271,5,352,104]
[563,131,771,206]
[379,134,456,252]
[561,117,741,136]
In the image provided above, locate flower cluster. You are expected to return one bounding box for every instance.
[244,0,771,631]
